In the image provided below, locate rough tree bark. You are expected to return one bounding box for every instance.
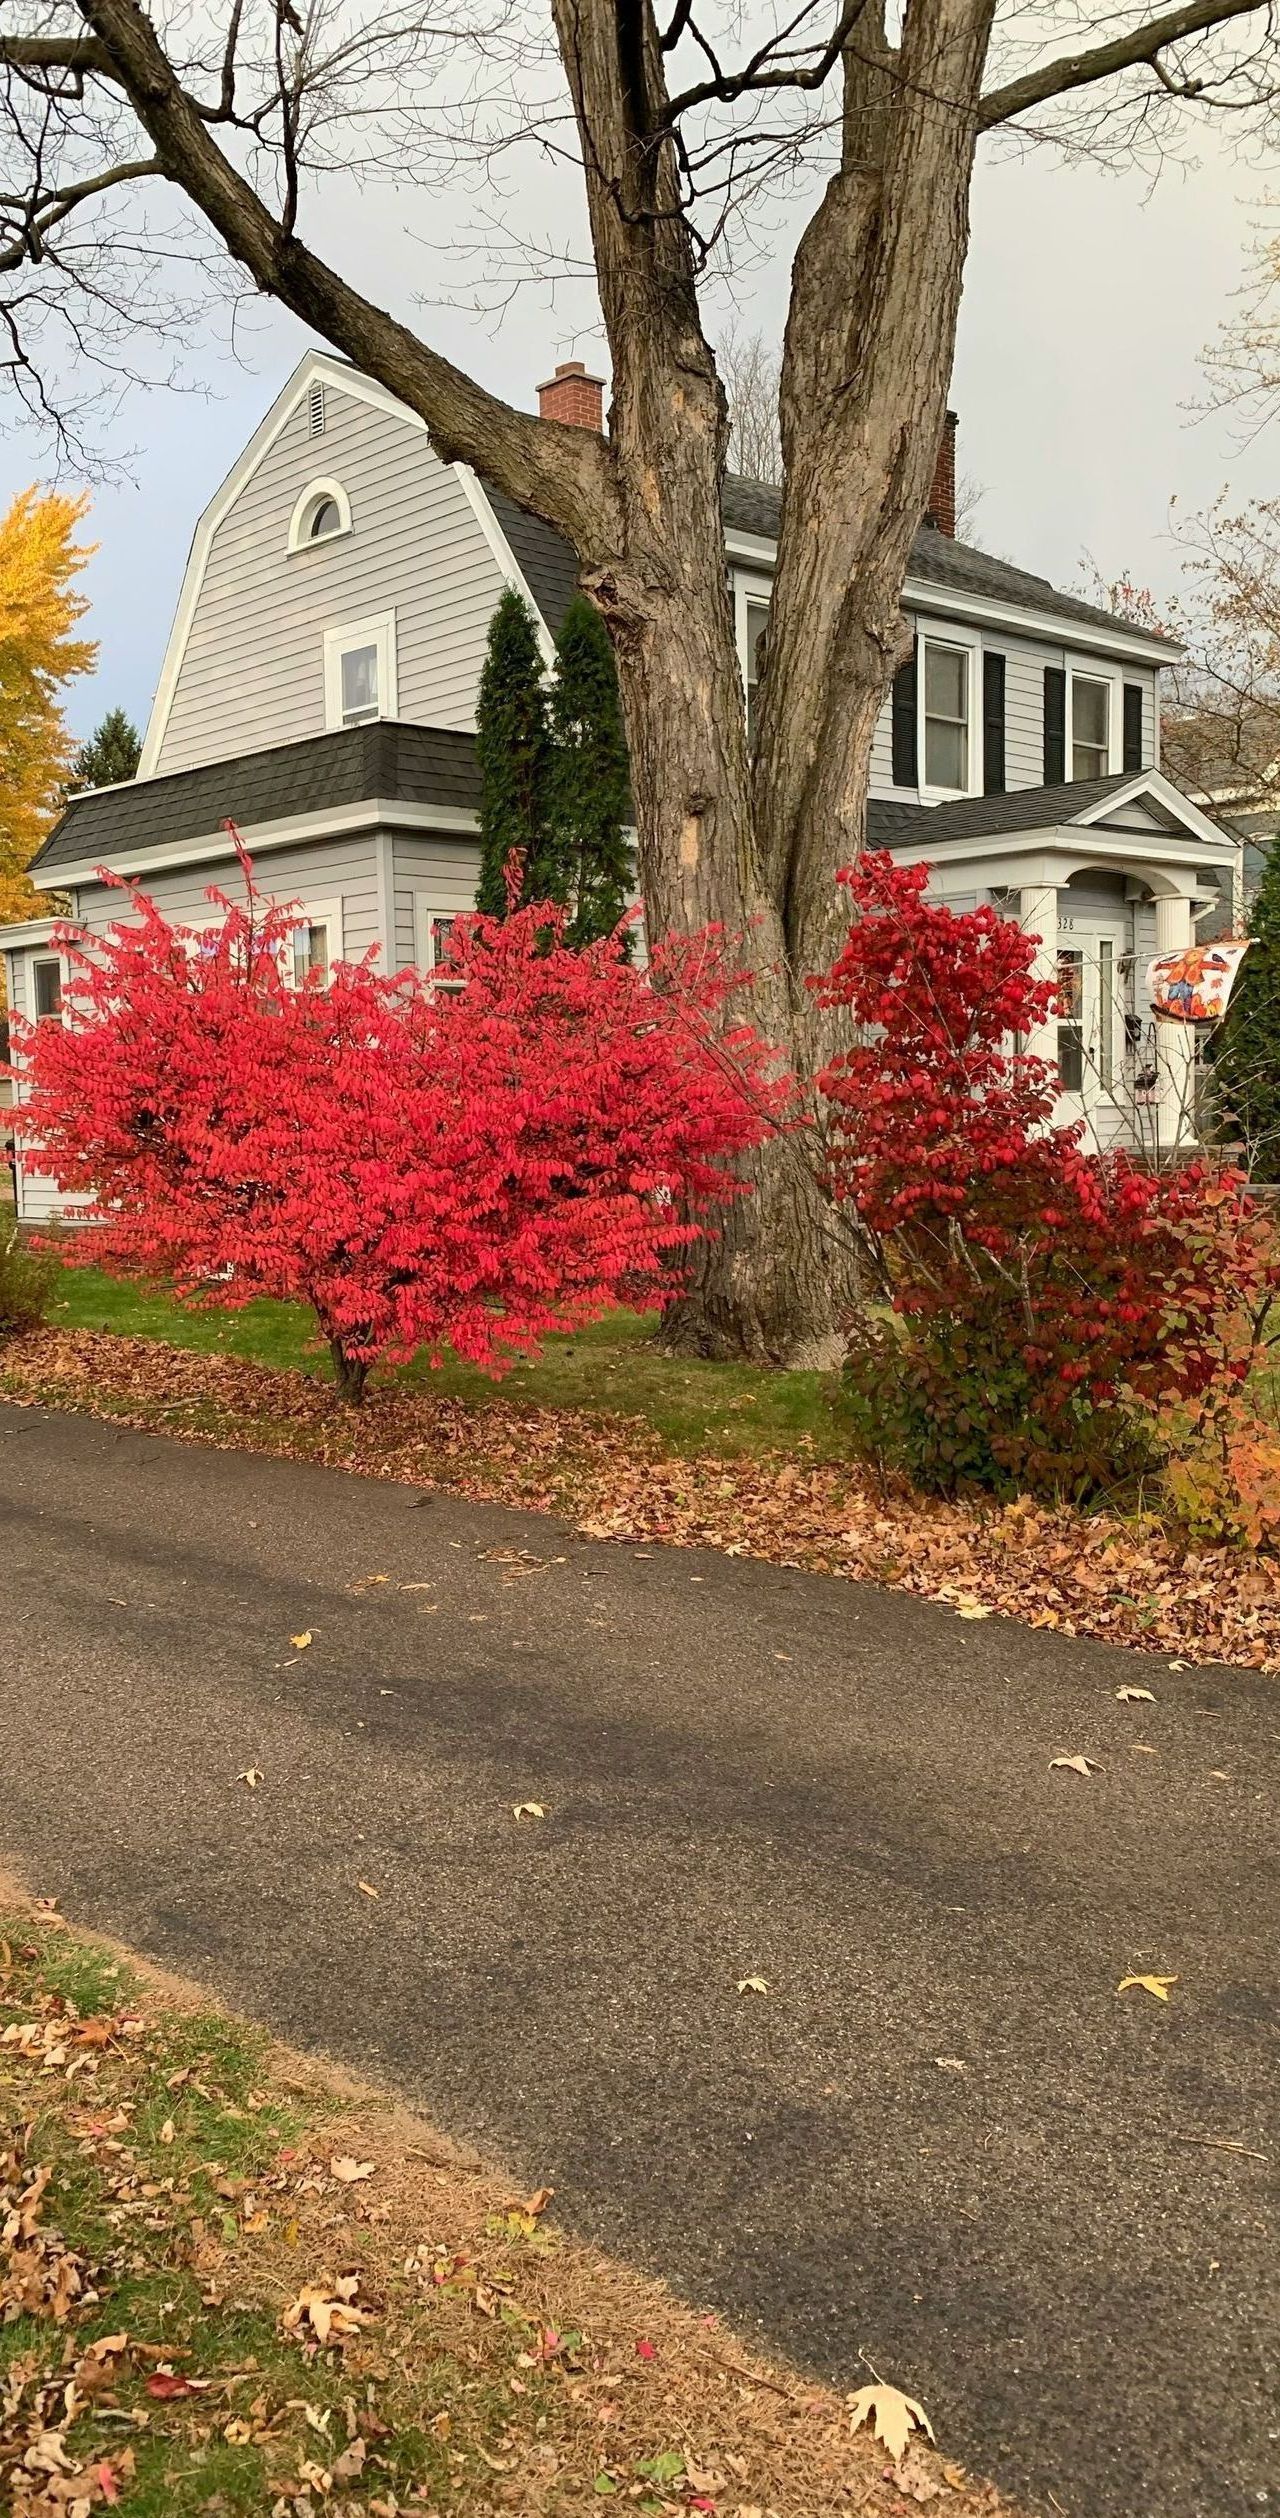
[6,0,1266,1362]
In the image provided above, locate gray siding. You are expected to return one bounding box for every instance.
[153,384,510,776]
[391,834,483,970]
[74,834,385,963]
[870,612,1160,804]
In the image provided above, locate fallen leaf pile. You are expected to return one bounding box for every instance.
[0,1901,1018,2518]
[4,1330,1279,1672]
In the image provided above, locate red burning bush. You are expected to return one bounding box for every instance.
[10,855,784,1400]
[813,852,1277,1495]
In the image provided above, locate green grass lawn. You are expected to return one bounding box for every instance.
[49,1265,840,1459]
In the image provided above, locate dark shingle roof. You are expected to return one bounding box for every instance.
[32,722,480,876]
[484,486,582,637]
[867,772,1236,850]
[719,479,1174,648]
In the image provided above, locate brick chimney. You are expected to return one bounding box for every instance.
[924,409,958,537]
[537,360,605,431]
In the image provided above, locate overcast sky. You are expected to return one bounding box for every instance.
[3,111,1274,743]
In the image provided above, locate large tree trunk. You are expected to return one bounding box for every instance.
[553,0,995,1364]
[77,0,997,1369]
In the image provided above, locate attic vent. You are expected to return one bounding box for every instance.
[307,381,326,438]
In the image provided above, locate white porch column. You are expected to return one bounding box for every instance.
[1018,885,1058,1068]
[1154,893,1197,1152]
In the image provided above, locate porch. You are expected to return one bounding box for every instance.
[873,768,1243,1155]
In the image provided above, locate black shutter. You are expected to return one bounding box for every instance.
[982,652,1006,795]
[891,640,919,788]
[1043,666,1066,784]
[1123,682,1144,773]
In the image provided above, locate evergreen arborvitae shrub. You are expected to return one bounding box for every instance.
[475,592,554,916]
[67,707,141,793]
[549,596,633,948]
[1215,843,1280,1179]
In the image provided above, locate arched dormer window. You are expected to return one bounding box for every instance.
[287,478,352,553]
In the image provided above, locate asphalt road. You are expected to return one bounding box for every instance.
[2,1400,1276,2518]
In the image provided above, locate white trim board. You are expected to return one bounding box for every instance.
[724,534,1176,664]
[40,797,481,890]
[138,353,556,779]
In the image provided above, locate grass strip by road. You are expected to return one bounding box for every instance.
[0,1892,1009,2518]
[49,1271,837,1464]
[2,1321,1279,1672]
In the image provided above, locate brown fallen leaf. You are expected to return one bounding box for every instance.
[1117,1973,1178,2002]
[290,1631,314,1651]
[847,2381,935,2464]
[282,2275,371,2348]
[955,1602,991,1621]
[736,1975,769,1996]
[330,2155,376,2184]
[236,1768,263,1789]
[1049,1753,1101,1776]
[1115,1685,1155,1703]
[512,1802,546,1820]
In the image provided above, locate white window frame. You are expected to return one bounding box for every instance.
[323,611,397,731]
[28,950,66,1022]
[733,570,773,721]
[282,896,344,988]
[1066,662,1123,781]
[918,624,982,801]
[287,477,352,554]
[411,893,467,993]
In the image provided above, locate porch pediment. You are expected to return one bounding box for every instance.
[870,768,1239,880]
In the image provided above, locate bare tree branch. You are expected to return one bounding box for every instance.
[980,0,1273,129]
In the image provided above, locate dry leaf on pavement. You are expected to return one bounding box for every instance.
[290,1631,314,1651]
[236,1768,263,1789]
[1049,1754,1101,1775]
[1115,1686,1155,1703]
[1117,1973,1178,2002]
[512,1802,546,1820]
[736,1976,769,1996]
[847,2382,935,2464]
[356,1880,379,1899]
[955,1603,991,1620]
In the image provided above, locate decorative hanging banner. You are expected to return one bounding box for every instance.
[1146,939,1252,1024]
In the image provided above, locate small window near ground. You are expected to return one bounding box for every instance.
[1071,677,1110,780]
[425,912,464,993]
[31,956,62,1019]
[291,919,331,989]
[923,640,970,791]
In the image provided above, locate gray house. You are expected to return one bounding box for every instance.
[1,351,1242,1220]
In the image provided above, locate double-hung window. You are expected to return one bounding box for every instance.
[922,640,971,792]
[30,955,62,1019]
[324,612,397,731]
[1071,675,1111,780]
[413,899,466,994]
[285,899,342,988]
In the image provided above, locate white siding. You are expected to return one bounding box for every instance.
[153,384,510,776]
[391,834,482,970]
[74,836,385,964]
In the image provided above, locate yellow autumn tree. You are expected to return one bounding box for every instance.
[0,485,97,930]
